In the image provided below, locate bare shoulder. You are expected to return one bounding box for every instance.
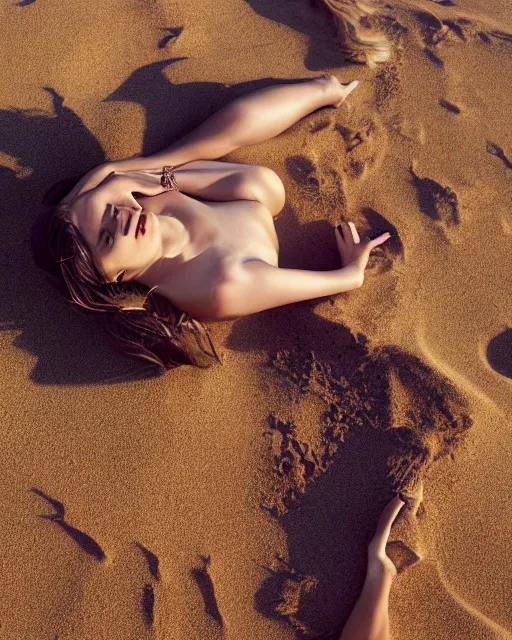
[150,250,242,321]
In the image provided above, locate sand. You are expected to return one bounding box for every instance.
[0,0,511,638]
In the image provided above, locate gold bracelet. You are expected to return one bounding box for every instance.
[161,166,179,191]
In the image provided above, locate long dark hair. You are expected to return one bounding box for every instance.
[30,174,222,373]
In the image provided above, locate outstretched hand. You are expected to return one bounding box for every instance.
[335,221,391,275]
[367,496,406,577]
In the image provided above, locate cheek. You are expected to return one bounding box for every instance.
[114,239,157,268]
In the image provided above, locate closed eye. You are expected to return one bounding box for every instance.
[103,206,119,248]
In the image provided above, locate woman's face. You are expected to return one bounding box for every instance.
[69,190,162,283]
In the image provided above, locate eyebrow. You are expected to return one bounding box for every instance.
[96,204,112,248]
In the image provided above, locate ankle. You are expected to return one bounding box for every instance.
[312,75,342,107]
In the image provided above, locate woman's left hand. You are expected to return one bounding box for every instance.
[59,162,118,205]
[85,170,169,213]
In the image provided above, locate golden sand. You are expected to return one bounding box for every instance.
[0,0,511,637]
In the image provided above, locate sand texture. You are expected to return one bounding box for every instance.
[1,0,511,638]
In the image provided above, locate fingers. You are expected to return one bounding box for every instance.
[336,223,392,248]
[131,195,142,212]
[343,80,359,98]
[348,221,360,243]
[336,221,360,244]
[371,232,391,247]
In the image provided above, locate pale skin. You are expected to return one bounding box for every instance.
[339,496,405,640]
[65,75,391,321]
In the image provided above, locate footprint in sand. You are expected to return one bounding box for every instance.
[286,115,381,208]
[410,166,460,236]
[415,10,512,51]
[334,117,380,178]
[256,556,318,635]
[286,154,347,213]
[486,329,512,378]
[31,488,106,562]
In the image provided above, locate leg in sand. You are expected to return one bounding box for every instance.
[338,496,406,640]
[116,76,360,172]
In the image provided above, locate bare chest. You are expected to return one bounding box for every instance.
[135,191,279,314]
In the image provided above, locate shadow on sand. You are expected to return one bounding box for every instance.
[0,57,316,385]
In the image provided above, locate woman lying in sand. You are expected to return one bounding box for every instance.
[31,75,391,371]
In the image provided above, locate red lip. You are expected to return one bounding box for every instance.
[135,213,146,238]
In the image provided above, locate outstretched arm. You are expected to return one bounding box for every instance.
[339,497,405,640]
[189,221,389,320]
[209,260,364,320]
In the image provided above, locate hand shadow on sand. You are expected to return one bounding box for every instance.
[0,58,316,385]
[225,218,471,637]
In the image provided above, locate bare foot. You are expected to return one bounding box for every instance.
[315,74,359,107]
[367,495,406,578]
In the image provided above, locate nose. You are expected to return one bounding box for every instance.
[117,208,134,237]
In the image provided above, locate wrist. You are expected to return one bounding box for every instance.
[342,263,364,288]
[365,558,395,591]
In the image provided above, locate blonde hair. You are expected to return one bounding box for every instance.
[321,0,390,66]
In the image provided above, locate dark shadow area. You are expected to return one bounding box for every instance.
[142,584,155,627]
[410,168,459,226]
[249,342,472,638]
[243,0,360,71]
[439,98,461,114]
[1,57,316,385]
[191,556,224,626]
[136,542,161,581]
[222,214,469,636]
[487,329,512,378]
[31,487,106,561]
[423,48,444,67]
